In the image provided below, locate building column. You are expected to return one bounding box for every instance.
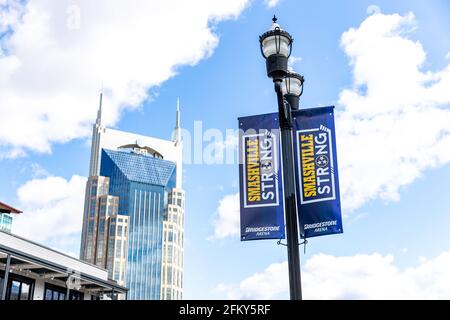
[1,254,11,300]
[65,276,71,301]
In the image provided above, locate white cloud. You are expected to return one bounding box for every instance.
[208,193,240,240]
[13,175,86,255]
[216,251,450,299]
[0,0,250,156]
[264,0,281,9]
[216,261,289,299]
[30,163,49,178]
[288,55,302,72]
[0,0,21,36]
[366,5,381,15]
[337,12,450,212]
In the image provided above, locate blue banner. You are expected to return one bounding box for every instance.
[292,106,343,239]
[238,113,285,241]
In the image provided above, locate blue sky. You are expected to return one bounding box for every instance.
[1,0,450,299]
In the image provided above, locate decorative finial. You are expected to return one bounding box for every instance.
[272,15,278,24]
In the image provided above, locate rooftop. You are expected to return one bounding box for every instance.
[0,230,127,295]
[0,201,22,214]
[102,149,176,187]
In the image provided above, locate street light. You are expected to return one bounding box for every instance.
[260,16,303,301]
[282,72,305,110]
[259,15,293,80]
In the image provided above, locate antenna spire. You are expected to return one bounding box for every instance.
[96,87,103,126]
[173,98,181,145]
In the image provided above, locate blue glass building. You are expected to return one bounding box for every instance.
[100,149,176,300]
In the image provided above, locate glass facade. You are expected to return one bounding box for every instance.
[0,213,13,233]
[100,149,176,300]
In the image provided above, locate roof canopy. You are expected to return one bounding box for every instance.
[102,149,176,187]
[0,201,22,214]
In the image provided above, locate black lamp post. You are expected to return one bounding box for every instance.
[260,16,303,301]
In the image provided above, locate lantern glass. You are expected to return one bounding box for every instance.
[260,20,292,59]
[261,32,292,58]
[282,74,303,96]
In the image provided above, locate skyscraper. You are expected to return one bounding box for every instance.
[80,94,184,300]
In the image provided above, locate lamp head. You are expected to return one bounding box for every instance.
[282,72,305,110]
[259,16,293,80]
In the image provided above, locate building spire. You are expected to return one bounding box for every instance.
[89,89,104,176]
[96,89,103,126]
[173,98,181,145]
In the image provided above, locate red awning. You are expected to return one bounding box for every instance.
[0,201,22,214]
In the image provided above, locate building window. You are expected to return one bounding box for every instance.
[97,240,104,258]
[167,266,172,284]
[90,186,97,197]
[0,213,13,232]
[117,225,123,236]
[108,239,114,258]
[9,281,20,300]
[86,246,92,259]
[167,245,173,262]
[99,220,105,233]
[116,240,122,258]
[3,215,12,225]
[109,223,115,237]
[3,275,34,300]
[20,282,30,300]
[44,284,84,301]
[45,288,65,300]
[89,205,96,217]
[88,220,94,233]
[69,291,84,301]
